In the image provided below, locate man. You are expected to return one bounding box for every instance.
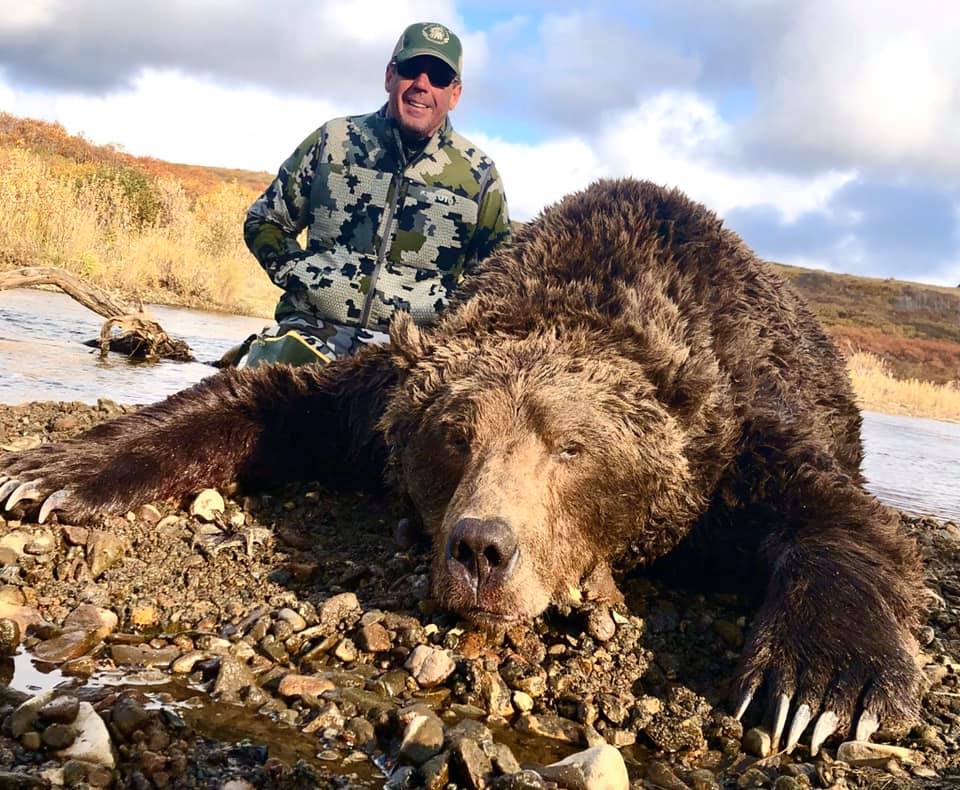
[240,22,511,366]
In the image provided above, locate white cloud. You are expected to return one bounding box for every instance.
[0,0,60,31]
[749,0,960,175]
[472,90,854,225]
[0,69,350,171]
[467,133,605,220]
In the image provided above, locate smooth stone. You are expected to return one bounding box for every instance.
[55,702,115,768]
[41,722,76,749]
[586,607,616,642]
[63,604,118,639]
[20,731,41,750]
[449,737,492,790]
[539,744,629,790]
[112,696,152,737]
[0,601,42,633]
[0,531,31,557]
[512,691,534,712]
[515,713,587,745]
[110,644,180,667]
[137,504,162,524]
[86,530,126,578]
[34,629,101,664]
[37,694,80,724]
[645,760,690,790]
[171,650,216,674]
[743,727,772,758]
[0,617,21,655]
[334,638,358,662]
[491,742,521,775]
[318,593,361,631]
[356,622,392,652]
[277,673,335,698]
[835,740,918,766]
[212,654,257,702]
[190,489,225,522]
[23,530,55,555]
[398,710,445,765]
[276,608,307,632]
[405,645,456,688]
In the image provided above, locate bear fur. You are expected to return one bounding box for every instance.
[0,179,923,740]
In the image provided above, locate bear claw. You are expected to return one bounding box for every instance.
[0,479,18,503]
[855,710,879,742]
[735,689,875,755]
[38,489,72,524]
[771,693,790,750]
[810,710,839,756]
[4,479,44,510]
[734,689,754,721]
[785,703,812,753]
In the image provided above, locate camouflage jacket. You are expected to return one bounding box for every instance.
[244,106,511,330]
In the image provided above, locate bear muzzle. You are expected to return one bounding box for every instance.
[444,516,520,608]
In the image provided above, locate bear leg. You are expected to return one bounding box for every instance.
[0,347,399,523]
[733,468,923,755]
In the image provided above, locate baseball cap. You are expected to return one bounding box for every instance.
[392,22,463,76]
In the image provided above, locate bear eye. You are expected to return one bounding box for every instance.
[449,433,470,452]
[558,443,582,462]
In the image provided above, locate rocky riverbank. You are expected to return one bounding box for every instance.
[0,400,957,789]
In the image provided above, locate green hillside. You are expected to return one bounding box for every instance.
[771,264,960,384]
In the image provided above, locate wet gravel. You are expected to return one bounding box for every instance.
[0,400,957,789]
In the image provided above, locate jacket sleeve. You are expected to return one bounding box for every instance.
[466,164,512,267]
[244,128,324,288]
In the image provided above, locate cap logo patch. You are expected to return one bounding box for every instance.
[423,24,450,44]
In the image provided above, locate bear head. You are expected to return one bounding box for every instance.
[380,312,715,629]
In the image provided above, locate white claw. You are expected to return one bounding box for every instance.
[771,693,791,751]
[810,710,839,756]
[38,489,71,524]
[785,703,812,753]
[5,480,43,510]
[855,710,880,742]
[0,479,18,502]
[735,690,754,721]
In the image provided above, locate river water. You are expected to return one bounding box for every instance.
[1,289,958,523]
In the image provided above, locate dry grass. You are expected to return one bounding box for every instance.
[0,143,279,317]
[847,351,960,422]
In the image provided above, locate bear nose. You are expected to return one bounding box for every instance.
[446,517,519,592]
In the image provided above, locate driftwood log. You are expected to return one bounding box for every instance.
[0,266,195,362]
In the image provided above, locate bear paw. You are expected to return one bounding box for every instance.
[732,613,921,756]
[0,445,101,522]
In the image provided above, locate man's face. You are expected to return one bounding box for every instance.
[385,55,462,139]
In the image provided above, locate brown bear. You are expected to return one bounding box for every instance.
[0,179,923,754]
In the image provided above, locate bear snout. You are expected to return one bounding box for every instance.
[445,517,520,599]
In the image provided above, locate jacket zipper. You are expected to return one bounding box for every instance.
[359,171,407,329]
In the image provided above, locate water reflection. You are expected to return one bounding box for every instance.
[0,288,266,405]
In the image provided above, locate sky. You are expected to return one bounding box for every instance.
[1,0,959,286]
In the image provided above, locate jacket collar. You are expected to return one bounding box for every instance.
[375,104,453,167]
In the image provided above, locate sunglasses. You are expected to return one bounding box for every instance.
[394,57,458,88]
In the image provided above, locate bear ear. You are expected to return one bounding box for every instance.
[389,311,432,365]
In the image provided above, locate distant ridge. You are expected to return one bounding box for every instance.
[771,263,960,384]
[0,112,271,196]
